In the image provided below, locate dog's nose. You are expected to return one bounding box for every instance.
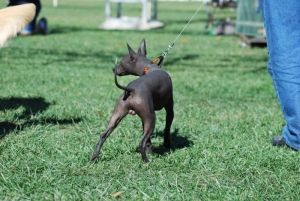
[112,68,116,73]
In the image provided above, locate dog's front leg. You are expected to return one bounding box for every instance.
[163,98,174,149]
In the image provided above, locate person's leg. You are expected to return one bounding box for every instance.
[261,0,300,150]
[30,0,41,27]
[8,0,41,34]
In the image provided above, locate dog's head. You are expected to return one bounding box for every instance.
[113,39,149,76]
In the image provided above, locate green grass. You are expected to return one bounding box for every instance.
[1,1,300,200]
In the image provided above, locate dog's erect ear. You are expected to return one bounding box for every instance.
[127,43,136,57]
[137,39,147,56]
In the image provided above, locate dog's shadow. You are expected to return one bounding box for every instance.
[0,97,82,139]
[151,128,193,156]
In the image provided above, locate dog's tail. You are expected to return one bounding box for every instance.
[0,4,36,48]
[114,73,134,101]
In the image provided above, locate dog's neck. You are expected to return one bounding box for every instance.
[143,66,150,75]
[141,62,161,75]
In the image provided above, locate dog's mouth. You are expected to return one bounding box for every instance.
[112,68,126,76]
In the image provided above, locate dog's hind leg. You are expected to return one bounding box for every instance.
[139,111,156,163]
[91,101,128,162]
[163,97,174,149]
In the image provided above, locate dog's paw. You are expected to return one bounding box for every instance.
[90,153,100,163]
[142,156,150,163]
[145,144,152,154]
[163,142,171,149]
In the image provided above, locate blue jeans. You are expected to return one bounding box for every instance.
[261,0,300,150]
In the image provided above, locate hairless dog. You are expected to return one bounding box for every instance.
[91,39,174,162]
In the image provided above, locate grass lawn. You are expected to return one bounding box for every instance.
[1,0,300,200]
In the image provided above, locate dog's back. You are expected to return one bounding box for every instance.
[126,69,173,111]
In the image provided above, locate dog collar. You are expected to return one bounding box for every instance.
[143,67,150,75]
